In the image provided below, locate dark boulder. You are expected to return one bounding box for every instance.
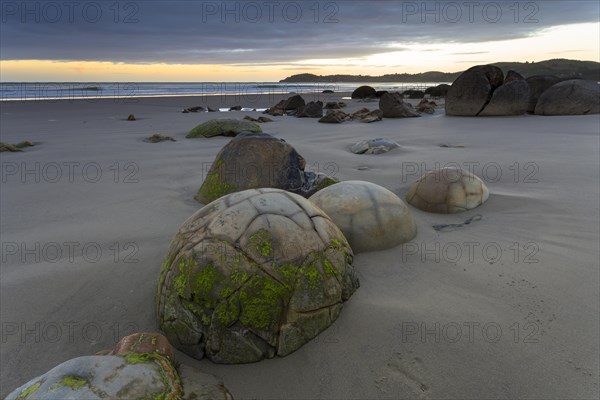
[351,85,377,99]
[445,65,504,116]
[295,101,323,118]
[379,92,420,118]
[525,75,563,113]
[425,84,450,97]
[195,132,338,203]
[479,77,530,116]
[534,79,600,115]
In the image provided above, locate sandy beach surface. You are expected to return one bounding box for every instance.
[1,92,598,399]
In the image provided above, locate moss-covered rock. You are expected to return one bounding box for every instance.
[186,119,262,138]
[6,333,234,400]
[195,132,338,204]
[157,188,359,363]
[1,141,34,152]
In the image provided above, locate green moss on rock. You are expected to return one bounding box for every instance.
[49,375,87,391]
[194,159,236,203]
[186,119,262,138]
[248,229,273,258]
[239,275,287,330]
[16,382,41,399]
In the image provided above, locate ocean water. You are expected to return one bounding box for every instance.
[0,82,448,101]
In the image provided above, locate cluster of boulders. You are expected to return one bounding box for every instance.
[263,94,324,117]
[446,64,600,116]
[6,333,233,400]
[319,108,383,123]
[243,115,273,123]
[154,125,493,366]
[261,92,433,124]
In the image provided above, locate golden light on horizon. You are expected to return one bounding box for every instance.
[1,22,598,82]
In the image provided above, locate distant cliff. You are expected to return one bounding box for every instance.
[280,59,600,83]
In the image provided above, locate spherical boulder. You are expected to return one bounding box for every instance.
[351,85,377,99]
[195,132,338,204]
[156,188,359,363]
[309,181,417,253]
[406,167,489,214]
[534,79,600,115]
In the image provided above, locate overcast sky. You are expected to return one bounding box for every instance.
[1,1,599,80]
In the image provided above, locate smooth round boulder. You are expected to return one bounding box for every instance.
[534,79,600,115]
[351,85,377,99]
[309,181,417,253]
[406,167,489,214]
[157,188,359,363]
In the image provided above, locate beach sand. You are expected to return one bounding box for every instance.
[1,92,598,399]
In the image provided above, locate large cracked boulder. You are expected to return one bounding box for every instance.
[445,65,504,116]
[407,167,489,214]
[156,188,360,363]
[379,92,420,118]
[6,333,233,400]
[479,71,530,116]
[534,79,600,115]
[195,132,337,204]
[525,75,563,113]
[310,181,417,253]
[187,119,262,138]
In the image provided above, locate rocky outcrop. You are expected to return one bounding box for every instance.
[416,99,437,114]
[379,92,420,118]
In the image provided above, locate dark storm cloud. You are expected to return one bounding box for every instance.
[0,0,598,64]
